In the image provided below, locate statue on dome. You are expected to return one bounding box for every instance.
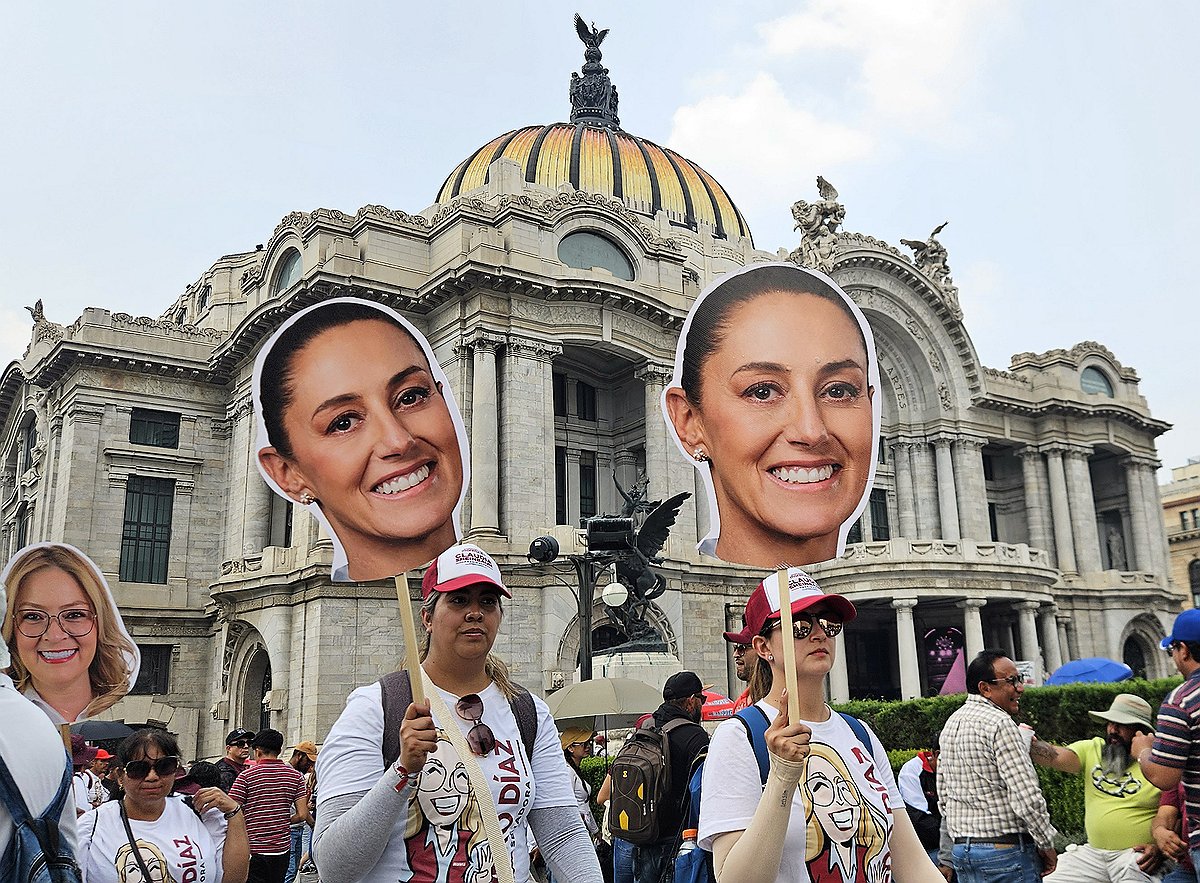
[902,221,953,288]
[787,175,844,273]
[569,14,620,129]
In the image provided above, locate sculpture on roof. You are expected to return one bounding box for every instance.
[902,221,953,287]
[569,13,620,129]
[787,176,845,273]
[23,298,65,357]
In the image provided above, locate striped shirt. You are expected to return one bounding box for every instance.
[1150,669,1200,848]
[937,694,1056,848]
[229,758,305,855]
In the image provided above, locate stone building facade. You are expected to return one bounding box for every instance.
[1162,459,1200,608]
[0,33,1182,759]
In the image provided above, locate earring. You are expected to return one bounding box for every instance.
[693,448,710,463]
[299,491,316,505]
[768,654,775,661]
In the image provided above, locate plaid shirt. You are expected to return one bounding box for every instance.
[937,694,1056,848]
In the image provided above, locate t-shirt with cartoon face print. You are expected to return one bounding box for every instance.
[78,796,226,883]
[317,680,576,883]
[698,702,901,883]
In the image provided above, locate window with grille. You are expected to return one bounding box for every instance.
[131,644,171,694]
[579,452,597,519]
[869,489,890,541]
[120,476,174,584]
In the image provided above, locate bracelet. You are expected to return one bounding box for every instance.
[394,763,412,793]
[223,804,242,820]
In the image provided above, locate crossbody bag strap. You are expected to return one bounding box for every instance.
[421,669,516,883]
[119,800,157,883]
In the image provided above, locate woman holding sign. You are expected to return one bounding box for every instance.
[255,298,469,583]
[663,263,880,570]
[1,542,139,725]
[697,569,943,883]
[312,543,603,883]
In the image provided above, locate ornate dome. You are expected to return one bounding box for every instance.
[436,18,751,244]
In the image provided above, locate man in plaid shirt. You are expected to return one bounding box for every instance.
[938,649,1057,882]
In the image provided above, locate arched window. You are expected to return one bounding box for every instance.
[1123,637,1147,679]
[1081,366,1115,397]
[558,231,634,281]
[271,249,303,295]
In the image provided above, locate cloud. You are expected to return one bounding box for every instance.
[758,0,1010,134]
[669,72,873,211]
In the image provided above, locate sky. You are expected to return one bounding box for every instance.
[1,1,1196,480]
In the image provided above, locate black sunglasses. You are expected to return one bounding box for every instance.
[456,694,496,756]
[230,739,252,748]
[986,675,1024,687]
[1165,642,1181,656]
[123,756,180,780]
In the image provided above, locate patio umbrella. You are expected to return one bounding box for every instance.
[546,677,662,730]
[701,692,735,721]
[71,720,136,740]
[1046,657,1134,685]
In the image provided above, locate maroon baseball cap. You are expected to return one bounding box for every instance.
[738,569,856,639]
[723,614,752,645]
[421,543,511,600]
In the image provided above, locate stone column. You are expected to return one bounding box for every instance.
[466,332,504,538]
[933,438,961,541]
[1123,457,1153,573]
[1137,458,1166,583]
[1000,622,1017,660]
[1014,601,1043,684]
[953,437,989,540]
[1018,448,1053,554]
[502,336,562,530]
[1056,614,1072,663]
[891,441,917,538]
[893,598,921,700]
[1039,605,1063,674]
[830,632,850,702]
[1045,447,1078,573]
[912,442,939,538]
[639,363,698,548]
[243,408,272,555]
[957,598,987,660]
[858,496,874,543]
[1064,447,1102,574]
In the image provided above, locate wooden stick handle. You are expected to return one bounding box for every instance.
[395,573,425,706]
[60,723,72,752]
[775,570,800,723]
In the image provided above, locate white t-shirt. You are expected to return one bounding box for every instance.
[0,674,78,860]
[697,703,902,883]
[317,680,576,883]
[74,770,110,815]
[79,796,226,883]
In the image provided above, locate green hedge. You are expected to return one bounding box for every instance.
[849,679,1181,845]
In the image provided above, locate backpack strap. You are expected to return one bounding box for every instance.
[380,670,540,768]
[0,748,71,825]
[733,706,771,786]
[380,670,414,769]
[837,711,873,755]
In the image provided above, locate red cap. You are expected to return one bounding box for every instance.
[421,544,511,600]
[737,568,856,639]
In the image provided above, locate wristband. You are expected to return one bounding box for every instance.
[224,804,242,820]
[394,763,412,793]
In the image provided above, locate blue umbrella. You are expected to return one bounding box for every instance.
[1046,657,1134,685]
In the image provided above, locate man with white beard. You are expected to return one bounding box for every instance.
[1030,694,1165,881]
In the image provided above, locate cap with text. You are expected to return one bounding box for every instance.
[422,543,512,599]
[739,568,857,638]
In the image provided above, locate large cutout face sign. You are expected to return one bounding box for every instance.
[662,262,881,569]
[1,542,141,725]
[254,298,470,582]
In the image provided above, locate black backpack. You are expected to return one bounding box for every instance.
[378,670,539,768]
[0,751,82,883]
[608,717,690,845]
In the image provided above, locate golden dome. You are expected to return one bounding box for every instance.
[437,123,751,243]
[437,17,750,244]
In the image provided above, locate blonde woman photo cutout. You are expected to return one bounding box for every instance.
[1,542,141,726]
[254,298,470,582]
[662,262,881,569]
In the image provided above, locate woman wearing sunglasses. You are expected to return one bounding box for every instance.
[77,728,250,883]
[1,543,140,725]
[697,569,945,883]
[313,543,603,883]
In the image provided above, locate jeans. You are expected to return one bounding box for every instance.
[284,826,304,883]
[1164,864,1199,883]
[613,837,635,883]
[952,840,1042,883]
[249,852,291,883]
[633,840,673,883]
